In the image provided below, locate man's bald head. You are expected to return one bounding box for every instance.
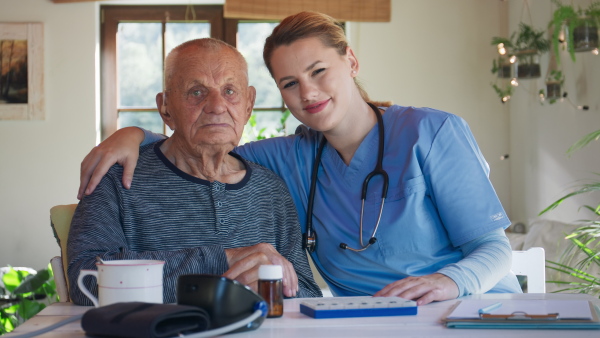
[164,38,249,91]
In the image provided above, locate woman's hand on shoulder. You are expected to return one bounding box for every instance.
[78,127,145,199]
[374,273,458,306]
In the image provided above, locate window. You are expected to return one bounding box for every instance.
[100,5,298,143]
[236,21,301,142]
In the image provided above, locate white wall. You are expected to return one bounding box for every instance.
[2,0,594,270]
[507,0,600,226]
[1,0,98,270]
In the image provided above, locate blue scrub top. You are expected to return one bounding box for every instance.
[235,105,512,296]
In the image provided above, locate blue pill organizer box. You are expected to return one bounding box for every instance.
[299,296,418,319]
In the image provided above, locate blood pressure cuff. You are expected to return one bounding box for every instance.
[81,302,210,338]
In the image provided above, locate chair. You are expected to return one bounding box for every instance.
[511,247,546,293]
[49,204,78,302]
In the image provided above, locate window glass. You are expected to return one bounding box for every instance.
[237,22,301,144]
[237,22,280,108]
[165,23,211,54]
[117,23,162,108]
[117,22,210,134]
[117,111,163,133]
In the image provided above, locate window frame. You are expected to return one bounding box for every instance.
[100,5,289,141]
[100,5,237,140]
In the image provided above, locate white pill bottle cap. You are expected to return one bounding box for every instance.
[258,265,283,280]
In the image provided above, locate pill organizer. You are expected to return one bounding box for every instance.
[299,296,418,319]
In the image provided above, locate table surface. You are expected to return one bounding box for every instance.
[5,293,600,337]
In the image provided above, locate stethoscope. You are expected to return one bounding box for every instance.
[303,102,389,253]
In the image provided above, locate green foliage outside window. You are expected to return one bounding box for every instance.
[243,109,291,142]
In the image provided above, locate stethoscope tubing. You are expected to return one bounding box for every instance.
[303,102,389,253]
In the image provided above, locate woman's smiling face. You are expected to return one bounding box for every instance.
[270,37,359,133]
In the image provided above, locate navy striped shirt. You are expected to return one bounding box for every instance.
[68,141,322,305]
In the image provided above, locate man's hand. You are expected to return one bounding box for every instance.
[373,273,459,306]
[78,127,146,199]
[224,243,298,297]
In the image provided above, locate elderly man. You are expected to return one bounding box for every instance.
[67,38,322,305]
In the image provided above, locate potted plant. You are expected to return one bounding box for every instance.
[550,0,600,64]
[539,69,565,104]
[491,23,551,80]
[491,55,513,79]
[539,128,600,296]
[0,265,57,335]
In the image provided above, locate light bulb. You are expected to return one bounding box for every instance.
[593,48,599,55]
[497,43,506,55]
[558,30,565,43]
[501,96,510,103]
[509,55,517,63]
[510,78,519,86]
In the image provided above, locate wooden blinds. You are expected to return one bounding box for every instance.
[224,0,391,22]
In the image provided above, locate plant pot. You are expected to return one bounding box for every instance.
[572,18,599,52]
[514,50,541,79]
[497,63,512,78]
[546,81,562,100]
[517,64,541,78]
[495,55,512,78]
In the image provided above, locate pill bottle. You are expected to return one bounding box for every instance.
[258,265,284,318]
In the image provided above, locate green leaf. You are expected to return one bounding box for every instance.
[13,269,50,295]
[280,110,291,126]
[17,299,46,321]
[1,311,17,334]
[567,129,600,155]
[539,179,600,215]
[0,304,19,316]
[248,114,257,128]
[1,268,29,293]
[490,36,512,47]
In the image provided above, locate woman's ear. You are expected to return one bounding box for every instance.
[346,47,359,76]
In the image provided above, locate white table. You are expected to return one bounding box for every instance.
[6,293,600,337]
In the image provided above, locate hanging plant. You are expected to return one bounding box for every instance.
[491,55,513,79]
[549,0,600,64]
[490,23,550,102]
[539,70,565,104]
[547,70,565,101]
[491,23,550,80]
[539,47,565,105]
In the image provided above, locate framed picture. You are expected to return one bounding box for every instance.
[0,23,44,120]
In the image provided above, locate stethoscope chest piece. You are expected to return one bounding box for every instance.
[303,231,316,253]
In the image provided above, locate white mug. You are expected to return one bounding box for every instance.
[77,259,165,307]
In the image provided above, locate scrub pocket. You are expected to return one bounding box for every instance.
[364,175,450,260]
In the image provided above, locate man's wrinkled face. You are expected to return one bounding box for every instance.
[160,46,255,150]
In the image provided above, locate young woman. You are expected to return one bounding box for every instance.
[78,12,521,305]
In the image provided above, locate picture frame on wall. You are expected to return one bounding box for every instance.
[0,22,44,120]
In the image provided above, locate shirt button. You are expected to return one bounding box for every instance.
[219,219,224,224]
[217,201,222,207]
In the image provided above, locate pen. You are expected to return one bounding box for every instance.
[478,302,502,314]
